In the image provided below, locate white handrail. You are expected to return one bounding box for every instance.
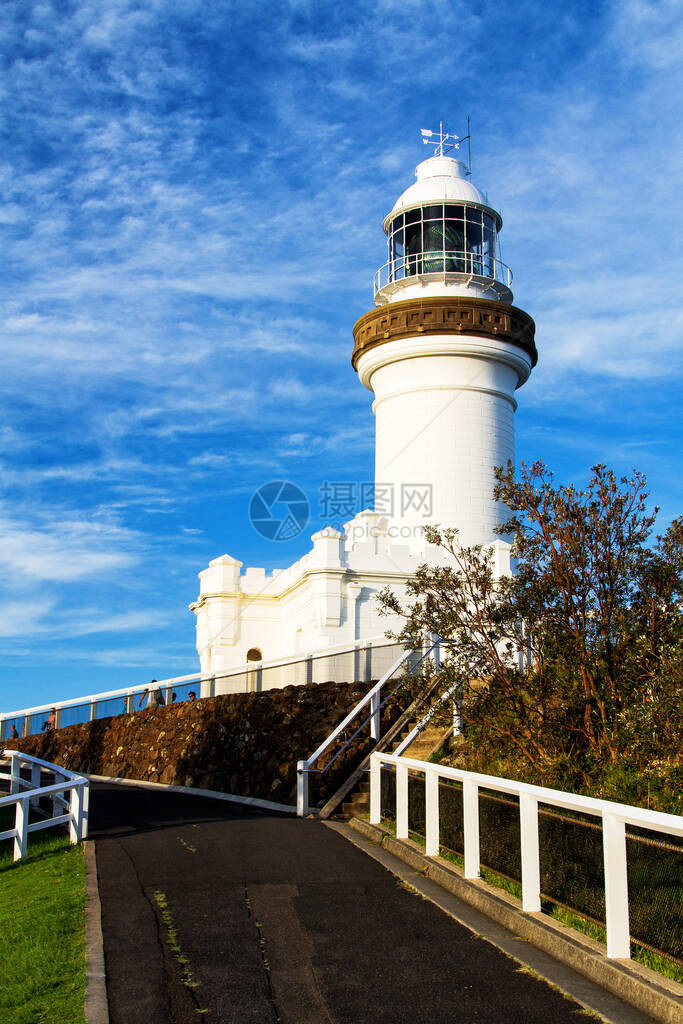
[0,750,89,861]
[296,635,441,816]
[0,674,206,720]
[370,752,683,960]
[393,679,458,756]
[0,635,395,736]
[2,749,89,780]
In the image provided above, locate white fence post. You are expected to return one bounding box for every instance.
[14,796,28,861]
[69,784,83,844]
[603,813,631,959]
[396,762,409,839]
[519,792,541,912]
[370,691,380,741]
[30,762,41,808]
[364,642,372,682]
[463,779,480,878]
[370,756,381,824]
[425,769,440,856]
[9,751,20,795]
[81,783,90,839]
[296,760,308,817]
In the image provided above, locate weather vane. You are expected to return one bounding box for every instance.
[420,118,472,175]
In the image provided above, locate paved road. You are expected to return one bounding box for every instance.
[90,782,596,1024]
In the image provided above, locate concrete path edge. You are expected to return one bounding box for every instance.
[84,840,109,1024]
[348,817,683,1024]
[85,774,297,814]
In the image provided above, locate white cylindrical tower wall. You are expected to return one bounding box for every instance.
[365,345,520,548]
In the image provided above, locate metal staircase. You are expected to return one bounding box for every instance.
[319,676,450,820]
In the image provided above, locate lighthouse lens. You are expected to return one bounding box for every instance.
[383,203,502,284]
[423,221,444,272]
[444,213,465,272]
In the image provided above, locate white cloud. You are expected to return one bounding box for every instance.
[0,598,56,637]
[0,510,140,582]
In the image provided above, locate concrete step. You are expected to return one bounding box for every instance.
[396,723,451,761]
[342,794,370,815]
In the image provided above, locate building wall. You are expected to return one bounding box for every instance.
[191,518,512,681]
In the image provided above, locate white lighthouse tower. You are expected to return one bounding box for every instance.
[352,126,536,551]
[191,128,537,681]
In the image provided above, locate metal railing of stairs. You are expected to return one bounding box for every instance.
[296,634,441,816]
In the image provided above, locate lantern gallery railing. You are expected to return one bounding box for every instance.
[374,250,513,296]
[370,752,683,961]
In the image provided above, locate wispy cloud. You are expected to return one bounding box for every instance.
[0,509,140,583]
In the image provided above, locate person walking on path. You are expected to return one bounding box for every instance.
[138,680,165,710]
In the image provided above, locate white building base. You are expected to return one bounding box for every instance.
[190,511,511,684]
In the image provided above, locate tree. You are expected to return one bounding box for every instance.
[379,462,682,789]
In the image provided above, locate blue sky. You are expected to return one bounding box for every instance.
[1,0,682,712]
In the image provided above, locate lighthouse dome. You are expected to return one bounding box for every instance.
[384,156,496,230]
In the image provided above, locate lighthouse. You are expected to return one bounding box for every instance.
[191,127,537,680]
[352,127,536,550]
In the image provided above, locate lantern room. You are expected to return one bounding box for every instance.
[374,155,513,306]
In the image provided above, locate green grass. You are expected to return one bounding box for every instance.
[0,809,86,1024]
[152,891,202,992]
[549,905,683,985]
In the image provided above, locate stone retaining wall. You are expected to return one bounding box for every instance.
[7,680,405,806]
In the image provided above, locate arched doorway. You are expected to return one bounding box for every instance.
[246,648,262,693]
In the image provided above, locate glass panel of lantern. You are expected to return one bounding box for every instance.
[444,205,465,271]
[404,209,422,275]
[389,223,405,282]
[391,224,404,260]
[422,206,446,272]
[483,213,495,277]
[466,209,484,275]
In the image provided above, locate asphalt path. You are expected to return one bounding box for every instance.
[90,782,595,1024]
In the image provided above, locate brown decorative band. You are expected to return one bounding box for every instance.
[352,297,537,369]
